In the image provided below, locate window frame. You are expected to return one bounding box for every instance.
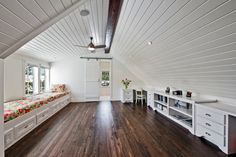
[39,66,50,93]
[24,62,50,96]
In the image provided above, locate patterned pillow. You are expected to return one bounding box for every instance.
[50,84,66,92]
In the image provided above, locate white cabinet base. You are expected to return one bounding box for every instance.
[4,94,71,150]
[121,89,133,103]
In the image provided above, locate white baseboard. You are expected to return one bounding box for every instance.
[71,97,121,103]
[71,98,85,102]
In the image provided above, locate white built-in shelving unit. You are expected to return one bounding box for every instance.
[148,91,216,134]
[147,90,236,155]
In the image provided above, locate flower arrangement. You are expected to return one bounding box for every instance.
[121,78,131,89]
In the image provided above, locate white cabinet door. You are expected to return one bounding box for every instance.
[85,60,100,101]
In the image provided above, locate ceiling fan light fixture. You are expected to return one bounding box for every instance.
[88,42,95,51]
[88,47,95,51]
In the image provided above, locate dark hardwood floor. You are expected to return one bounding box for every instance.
[6,101,228,157]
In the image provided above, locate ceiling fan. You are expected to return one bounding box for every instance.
[74,37,106,52]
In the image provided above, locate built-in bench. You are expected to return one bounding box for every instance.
[4,84,71,149]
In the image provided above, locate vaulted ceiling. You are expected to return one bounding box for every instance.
[0,0,236,99]
[111,0,236,99]
[18,0,109,61]
[0,0,109,61]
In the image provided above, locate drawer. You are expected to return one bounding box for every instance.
[51,102,60,113]
[196,116,225,135]
[125,92,132,97]
[196,105,225,125]
[37,108,50,124]
[4,128,14,148]
[196,124,225,147]
[125,97,132,101]
[66,98,70,104]
[61,101,66,108]
[15,116,36,139]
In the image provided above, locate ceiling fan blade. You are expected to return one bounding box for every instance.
[73,45,88,48]
[94,45,106,48]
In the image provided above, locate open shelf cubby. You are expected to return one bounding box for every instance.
[169,109,192,127]
[169,98,193,117]
[154,93,168,105]
[154,101,168,114]
[152,91,195,133]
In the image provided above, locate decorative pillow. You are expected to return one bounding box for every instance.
[50,84,66,92]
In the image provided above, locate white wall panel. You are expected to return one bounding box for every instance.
[0,59,4,157]
[111,0,236,102]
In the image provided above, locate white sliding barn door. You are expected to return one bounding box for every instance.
[85,60,100,101]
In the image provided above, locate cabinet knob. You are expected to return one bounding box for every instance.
[205,132,211,136]
[205,113,211,117]
[205,123,211,127]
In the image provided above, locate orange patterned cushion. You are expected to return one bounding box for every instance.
[50,84,66,92]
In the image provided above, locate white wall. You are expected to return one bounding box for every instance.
[51,57,86,102]
[50,57,144,102]
[4,55,24,102]
[0,59,5,157]
[112,58,144,100]
[4,54,49,102]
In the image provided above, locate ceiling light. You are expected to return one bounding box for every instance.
[80,9,90,16]
[148,41,152,45]
[88,47,95,51]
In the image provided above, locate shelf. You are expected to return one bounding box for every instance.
[169,106,192,117]
[155,108,168,116]
[154,100,167,107]
[170,115,192,128]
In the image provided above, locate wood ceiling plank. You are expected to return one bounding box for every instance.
[0,19,24,39]
[49,0,65,13]
[0,32,17,46]
[0,0,88,59]
[61,0,72,9]
[0,3,33,33]
[18,0,49,23]
[35,0,58,18]
[0,0,41,28]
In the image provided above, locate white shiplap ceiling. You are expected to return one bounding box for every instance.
[0,0,84,59]
[18,0,109,61]
[111,0,236,100]
[0,0,236,100]
[0,0,109,61]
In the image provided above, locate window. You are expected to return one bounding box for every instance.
[25,64,39,95]
[25,64,50,95]
[40,67,50,93]
[101,71,110,87]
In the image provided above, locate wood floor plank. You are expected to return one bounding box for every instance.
[5,101,228,157]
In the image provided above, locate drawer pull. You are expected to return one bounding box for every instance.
[205,113,211,117]
[205,132,211,136]
[24,125,29,129]
[205,123,211,127]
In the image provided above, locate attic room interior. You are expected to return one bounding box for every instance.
[0,0,235,156]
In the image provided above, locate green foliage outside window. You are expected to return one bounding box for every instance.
[101,71,110,86]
